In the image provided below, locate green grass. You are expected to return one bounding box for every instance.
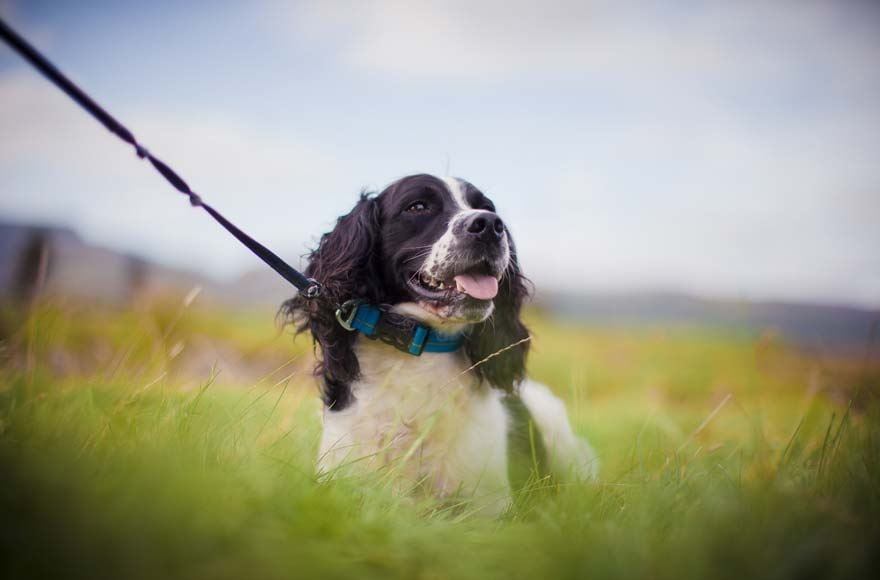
[1,298,878,579]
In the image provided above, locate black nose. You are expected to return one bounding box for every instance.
[464,212,505,242]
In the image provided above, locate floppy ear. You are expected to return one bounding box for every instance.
[465,237,531,392]
[280,194,381,410]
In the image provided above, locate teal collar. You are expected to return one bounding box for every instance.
[335,301,465,356]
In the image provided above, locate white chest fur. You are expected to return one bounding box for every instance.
[317,338,512,514]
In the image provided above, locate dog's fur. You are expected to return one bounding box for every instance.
[283,174,596,515]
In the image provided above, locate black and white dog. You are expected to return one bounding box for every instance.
[284,174,596,514]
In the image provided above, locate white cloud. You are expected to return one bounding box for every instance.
[285,0,880,94]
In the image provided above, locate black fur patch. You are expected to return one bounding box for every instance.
[503,394,549,493]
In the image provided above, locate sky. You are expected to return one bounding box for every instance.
[1,0,879,308]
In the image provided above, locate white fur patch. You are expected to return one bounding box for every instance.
[518,380,599,480]
[318,340,512,516]
[390,301,479,332]
[441,176,470,210]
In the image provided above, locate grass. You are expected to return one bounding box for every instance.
[1,296,878,579]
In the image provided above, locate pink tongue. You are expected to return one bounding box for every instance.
[453,274,499,300]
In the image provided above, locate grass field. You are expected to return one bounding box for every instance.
[1,295,878,579]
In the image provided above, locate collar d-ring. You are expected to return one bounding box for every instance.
[335,299,362,331]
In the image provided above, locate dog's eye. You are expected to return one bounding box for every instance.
[406,201,429,213]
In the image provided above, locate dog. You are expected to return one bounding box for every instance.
[283,174,597,515]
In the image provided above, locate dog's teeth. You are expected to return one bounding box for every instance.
[417,273,450,292]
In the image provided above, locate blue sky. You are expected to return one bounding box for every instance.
[1,0,879,307]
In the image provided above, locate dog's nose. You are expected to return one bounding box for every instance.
[464,212,505,242]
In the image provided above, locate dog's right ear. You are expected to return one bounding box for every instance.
[280,194,381,410]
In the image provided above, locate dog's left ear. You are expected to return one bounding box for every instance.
[465,237,531,392]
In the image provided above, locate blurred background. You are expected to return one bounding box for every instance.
[1,0,879,350]
[3,3,880,577]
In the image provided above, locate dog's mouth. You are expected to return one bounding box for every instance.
[406,262,502,304]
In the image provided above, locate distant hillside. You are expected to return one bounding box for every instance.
[0,221,300,308]
[2,221,877,350]
[535,290,879,350]
[0,221,210,304]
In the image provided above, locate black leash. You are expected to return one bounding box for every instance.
[0,19,463,357]
[0,18,322,300]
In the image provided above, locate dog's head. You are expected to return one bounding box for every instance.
[283,174,530,409]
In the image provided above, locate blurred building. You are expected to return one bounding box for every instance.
[0,222,292,307]
[0,222,197,304]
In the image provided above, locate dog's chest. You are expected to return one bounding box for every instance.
[354,341,476,422]
[318,340,510,503]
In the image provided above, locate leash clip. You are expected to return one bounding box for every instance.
[335,299,362,331]
[303,279,322,299]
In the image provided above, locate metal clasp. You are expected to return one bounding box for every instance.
[335,299,361,331]
[303,278,322,299]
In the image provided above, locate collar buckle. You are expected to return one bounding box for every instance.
[335,299,362,331]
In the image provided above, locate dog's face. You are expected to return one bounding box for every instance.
[284,173,530,410]
[375,175,510,325]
